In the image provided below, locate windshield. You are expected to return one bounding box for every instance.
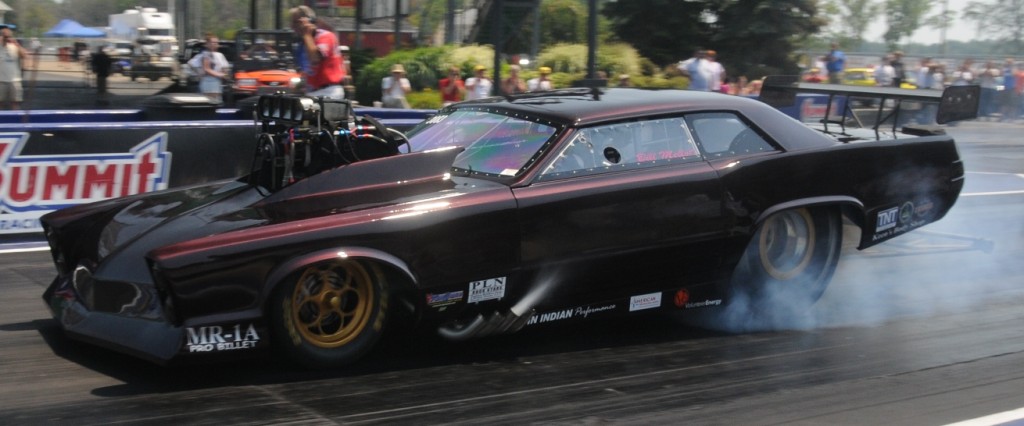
[407,109,558,177]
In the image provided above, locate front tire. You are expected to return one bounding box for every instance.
[270,259,388,369]
[731,207,842,310]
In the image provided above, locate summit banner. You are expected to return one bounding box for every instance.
[0,124,252,235]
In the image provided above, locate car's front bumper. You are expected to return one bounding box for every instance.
[42,274,268,365]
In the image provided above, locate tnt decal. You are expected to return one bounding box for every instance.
[876,206,899,232]
[0,132,172,234]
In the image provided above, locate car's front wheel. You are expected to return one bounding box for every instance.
[731,207,842,310]
[270,259,388,369]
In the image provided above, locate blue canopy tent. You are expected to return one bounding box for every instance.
[43,19,105,38]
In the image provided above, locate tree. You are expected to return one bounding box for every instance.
[881,0,932,49]
[601,0,708,66]
[538,0,588,45]
[710,0,825,78]
[963,0,1024,55]
[823,0,883,48]
[602,0,822,79]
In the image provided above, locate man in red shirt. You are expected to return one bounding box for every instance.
[439,66,465,106]
[290,6,345,99]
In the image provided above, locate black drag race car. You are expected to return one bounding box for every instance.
[41,82,976,368]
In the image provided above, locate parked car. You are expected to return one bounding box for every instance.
[230,29,303,100]
[41,84,974,369]
[844,67,917,89]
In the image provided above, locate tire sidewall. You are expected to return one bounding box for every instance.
[733,207,842,307]
[270,261,389,369]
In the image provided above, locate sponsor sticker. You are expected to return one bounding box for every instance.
[914,199,935,218]
[876,206,899,232]
[426,291,464,308]
[629,292,662,312]
[0,132,172,234]
[467,277,506,303]
[685,299,722,309]
[185,323,261,353]
[526,304,616,326]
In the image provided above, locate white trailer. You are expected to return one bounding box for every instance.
[108,7,177,47]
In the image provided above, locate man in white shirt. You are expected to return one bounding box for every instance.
[465,65,493,100]
[678,50,713,91]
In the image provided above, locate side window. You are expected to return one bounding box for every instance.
[540,117,702,180]
[686,112,776,159]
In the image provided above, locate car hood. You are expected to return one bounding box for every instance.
[43,147,466,284]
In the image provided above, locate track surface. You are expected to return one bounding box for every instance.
[2,123,1023,425]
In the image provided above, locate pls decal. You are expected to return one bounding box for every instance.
[0,132,172,234]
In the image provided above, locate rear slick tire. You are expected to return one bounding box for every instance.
[270,259,388,369]
[731,207,842,312]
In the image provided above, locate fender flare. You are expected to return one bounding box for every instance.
[261,246,417,306]
[757,195,864,227]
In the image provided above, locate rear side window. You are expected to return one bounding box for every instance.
[540,117,701,180]
[686,112,776,159]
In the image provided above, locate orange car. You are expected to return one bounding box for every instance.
[230,30,303,100]
[233,68,302,98]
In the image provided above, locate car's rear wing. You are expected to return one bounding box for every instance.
[759,75,980,137]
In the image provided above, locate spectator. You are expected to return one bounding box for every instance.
[891,51,906,87]
[706,50,726,93]
[678,49,713,91]
[874,55,894,87]
[951,59,974,86]
[91,45,112,103]
[0,26,27,110]
[977,61,1000,120]
[381,63,411,108]
[198,34,230,103]
[290,5,346,99]
[501,64,527,94]
[439,66,465,106]
[824,42,845,84]
[917,57,933,90]
[618,74,631,87]
[1001,59,1019,122]
[527,66,553,91]
[465,65,493,100]
[745,78,763,96]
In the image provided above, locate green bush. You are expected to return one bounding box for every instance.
[354,46,454,106]
[406,90,442,109]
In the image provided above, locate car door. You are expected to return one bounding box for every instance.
[512,116,729,305]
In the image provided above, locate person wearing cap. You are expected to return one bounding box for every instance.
[527,66,553,92]
[439,66,465,106]
[290,5,346,99]
[0,25,27,110]
[464,65,493,100]
[381,63,411,108]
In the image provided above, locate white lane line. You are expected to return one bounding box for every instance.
[0,245,50,254]
[944,406,1024,426]
[961,190,1024,197]
[962,172,1024,197]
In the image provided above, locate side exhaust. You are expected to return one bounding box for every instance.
[437,309,534,341]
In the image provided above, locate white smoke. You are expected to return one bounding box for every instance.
[689,202,1021,333]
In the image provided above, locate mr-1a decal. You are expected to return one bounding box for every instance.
[0,132,172,234]
[185,323,263,353]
